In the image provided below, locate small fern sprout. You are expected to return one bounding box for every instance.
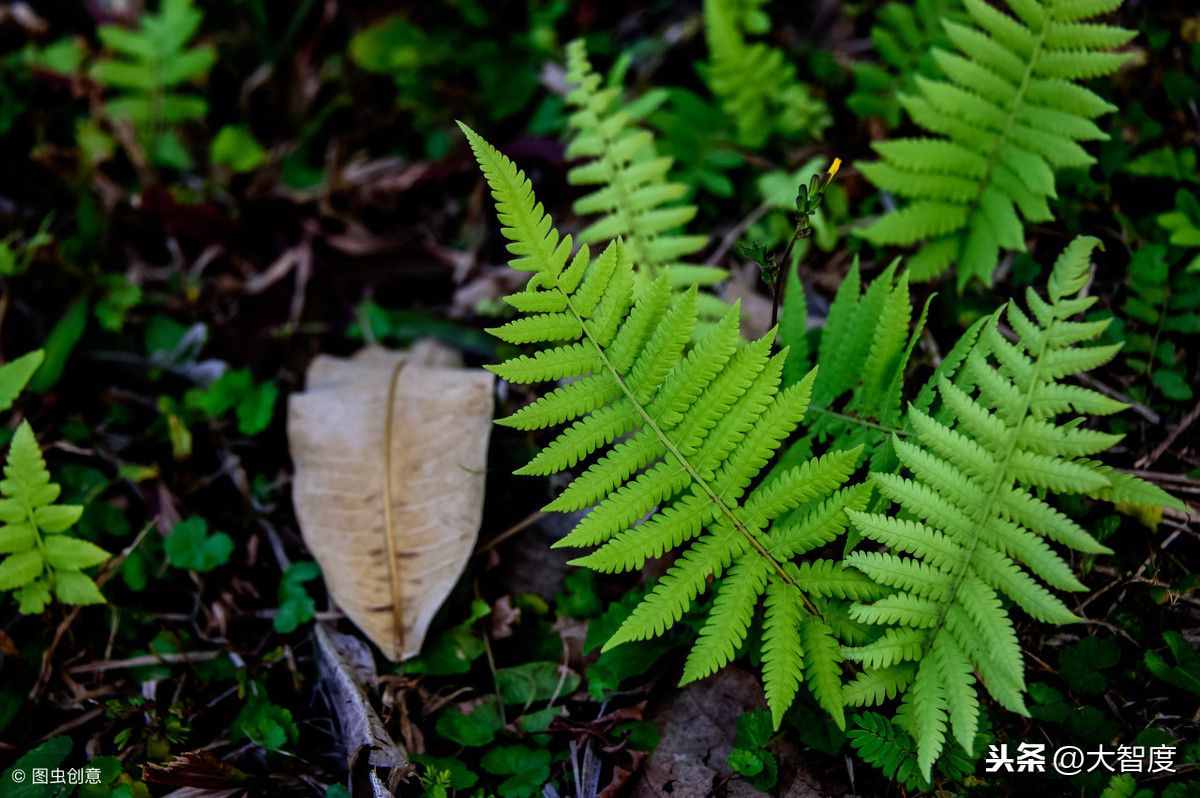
[90,0,217,170]
[462,121,877,729]
[0,423,109,613]
[841,236,1184,780]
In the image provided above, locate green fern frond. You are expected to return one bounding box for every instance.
[761,580,805,727]
[90,0,215,169]
[857,0,1134,287]
[464,122,866,729]
[847,711,931,791]
[564,40,723,296]
[0,423,108,614]
[843,236,1182,781]
[703,0,832,149]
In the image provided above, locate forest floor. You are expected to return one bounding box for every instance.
[0,2,1198,798]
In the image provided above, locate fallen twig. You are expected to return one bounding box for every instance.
[1138,397,1200,469]
[68,650,223,675]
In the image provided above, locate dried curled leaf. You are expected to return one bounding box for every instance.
[315,623,404,797]
[289,342,494,660]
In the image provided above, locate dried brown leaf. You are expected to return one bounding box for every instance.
[289,341,494,660]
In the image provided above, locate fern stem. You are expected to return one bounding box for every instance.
[557,284,820,616]
[959,15,1051,242]
[770,223,807,330]
[809,407,908,437]
[926,310,1050,650]
[18,487,50,591]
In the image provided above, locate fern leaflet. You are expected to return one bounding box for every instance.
[775,259,935,483]
[0,350,45,413]
[848,0,967,127]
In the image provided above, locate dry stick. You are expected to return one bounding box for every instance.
[476,581,507,726]
[706,201,771,266]
[1077,550,1154,613]
[260,518,292,571]
[475,509,548,555]
[38,708,105,743]
[1081,617,1139,647]
[1138,397,1200,469]
[252,609,344,622]
[67,650,223,675]
[1131,469,1200,486]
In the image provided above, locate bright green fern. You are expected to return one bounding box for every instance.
[857,0,1134,287]
[90,0,216,170]
[462,121,877,729]
[564,40,725,300]
[840,237,1183,780]
[703,0,831,150]
[0,422,109,613]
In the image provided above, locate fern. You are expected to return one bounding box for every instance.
[841,237,1183,780]
[646,88,745,200]
[857,0,1134,287]
[1099,774,1139,798]
[1158,188,1200,275]
[848,0,966,127]
[90,0,216,170]
[1116,243,1200,403]
[777,259,995,489]
[774,259,945,490]
[0,350,107,612]
[849,709,988,791]
[848,712,931,791]
[0,423,109,613]
[462,122,876,729]
[807,261,926,423]
[703,0,831,150]
[564,40,724,301]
